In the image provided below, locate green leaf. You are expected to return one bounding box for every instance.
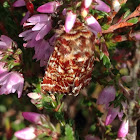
[127,17,138,24]
[123,10,131,19]
[103,56,107,65]
[65,124,75,140]
[0,105,6,113]
[102,24,110,30]
[3,1,10,8]
[100,52,104,60]
[102,55,111,68]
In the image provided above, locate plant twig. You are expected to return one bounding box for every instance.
[103,5,140,34]
[127,40,140,140]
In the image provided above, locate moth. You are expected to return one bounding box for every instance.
[42,20,95,95]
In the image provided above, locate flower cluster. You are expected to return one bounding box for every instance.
[97,86,128,138]
[15,112,59,139]
[13,0,111,66]
[14,112,43,139]
[0,35,24,98]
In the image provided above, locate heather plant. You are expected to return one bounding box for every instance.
[0,0,140,140]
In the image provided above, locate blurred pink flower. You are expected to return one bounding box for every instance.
[0,72,24,98]
[84,0,92,8]
[133,32,140,40]
[121,76,132,83]
[118,119,129,138]
[0,35,13,50]
[97,86,116,107]
[65,11,76,33]
[37,1,60,13]
[13,0,25,7]
[62,8,67,15]
[14,127,36,140]
[85,16,102,35]
[22,112,42,125]
[105,105,123,125]
[93,0,111,13]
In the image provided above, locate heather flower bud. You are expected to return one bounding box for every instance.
[105,102,127,125]
[0,35,13,50]
[20,11,31,25]
[84,0,92,8]
[94,0,111,13]
[22,112,42,125]
[37,1,60,13]
[13,0,25,7]
[97,86,116,106]
[105,106,123,125]
[118,119,129,138]
[27,14,50,24]
[27,92,42,100]
[85,16,102,35]
[64,11,76,33]
[14,127,36,140]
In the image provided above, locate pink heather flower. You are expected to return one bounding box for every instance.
[97,86,116,106]
[22,112,42,125]
[33,39,54,67]
[14,127,36,140]
[65,11,76,33]
[84,0,92,8]
[93,0,111,13]
[118,119,129,138]
[85,135,100,140]
[0,72,24,98]
[27,14,50,23]
[13,0,25,7]
[62,8,67,15]
[0,35,13,50]
[19,14,54,66]
[27,93,42,109]
[19,30,54,66]
[37,1,60,13]
[105,105,123,125]
[20,14,52,41]
[20,11,31,25]
[27,92,42,100]
[85,16,102,35]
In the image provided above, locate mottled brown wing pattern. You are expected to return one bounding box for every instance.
[42,21,95,95]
